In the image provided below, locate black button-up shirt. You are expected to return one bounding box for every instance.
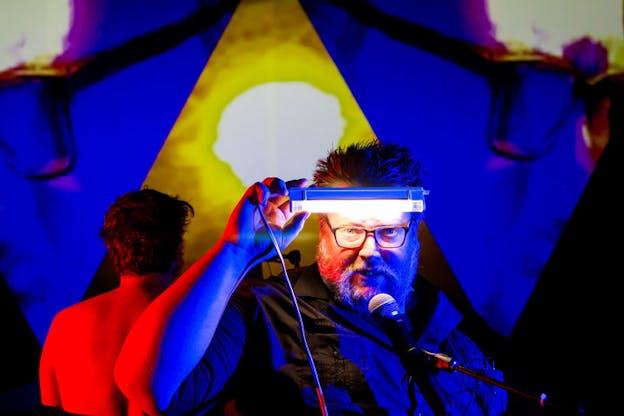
[167,264,506,415]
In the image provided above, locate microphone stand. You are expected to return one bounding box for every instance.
[368,294,584,415]
[416,349,583,415]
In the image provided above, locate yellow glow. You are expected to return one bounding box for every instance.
[143,0,376,267]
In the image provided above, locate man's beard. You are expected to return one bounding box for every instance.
[316,240,417,315]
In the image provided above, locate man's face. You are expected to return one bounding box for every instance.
[316,210,420,314]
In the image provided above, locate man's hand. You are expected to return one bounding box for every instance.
[222,177,310,265]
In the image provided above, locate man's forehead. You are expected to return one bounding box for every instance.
[325,211,411,226]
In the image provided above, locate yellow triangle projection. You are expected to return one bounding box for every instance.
[143,0,376,269]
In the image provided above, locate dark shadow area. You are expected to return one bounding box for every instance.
[302,0,497,75]
[82,253,119,301]
[69,0,238,91]
[504,85,623,415]
[0,271,42,412]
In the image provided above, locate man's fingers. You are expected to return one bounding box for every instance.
[262,177,287,195]
[282,211,310,245]
[285,178,309,189]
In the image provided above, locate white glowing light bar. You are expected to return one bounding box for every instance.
[289,187,428,213]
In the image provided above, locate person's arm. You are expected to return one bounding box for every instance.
[114,178,309,415]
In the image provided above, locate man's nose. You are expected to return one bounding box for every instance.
[358,233,380,256]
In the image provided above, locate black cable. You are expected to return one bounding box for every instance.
[256,208,329,416]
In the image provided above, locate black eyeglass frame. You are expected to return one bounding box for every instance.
[328,222,412,249]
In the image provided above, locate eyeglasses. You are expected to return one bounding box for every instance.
[329,223,411,249]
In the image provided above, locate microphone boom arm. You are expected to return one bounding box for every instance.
[368,293,581,415]
[418,348,580,414]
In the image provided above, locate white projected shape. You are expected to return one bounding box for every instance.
[214,82,346,186]
[0,0,71,71]
[487,0,622,56]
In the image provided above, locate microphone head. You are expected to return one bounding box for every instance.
[368,293,400,319]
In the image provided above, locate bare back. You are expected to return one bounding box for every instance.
[39,280,161,415]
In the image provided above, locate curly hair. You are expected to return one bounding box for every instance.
[312,139,424,188]
[98,188,194,276]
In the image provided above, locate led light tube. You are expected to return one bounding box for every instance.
[289,187,428,213]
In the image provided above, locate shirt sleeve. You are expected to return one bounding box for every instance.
[164,292,251,415]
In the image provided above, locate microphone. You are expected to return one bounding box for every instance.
[368,293,458,374]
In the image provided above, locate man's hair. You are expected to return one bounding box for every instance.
[313,140,426,223]
[313,139,425,188]
[98,188,194,276]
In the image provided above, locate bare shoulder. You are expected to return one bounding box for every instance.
[51,290,119,328]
